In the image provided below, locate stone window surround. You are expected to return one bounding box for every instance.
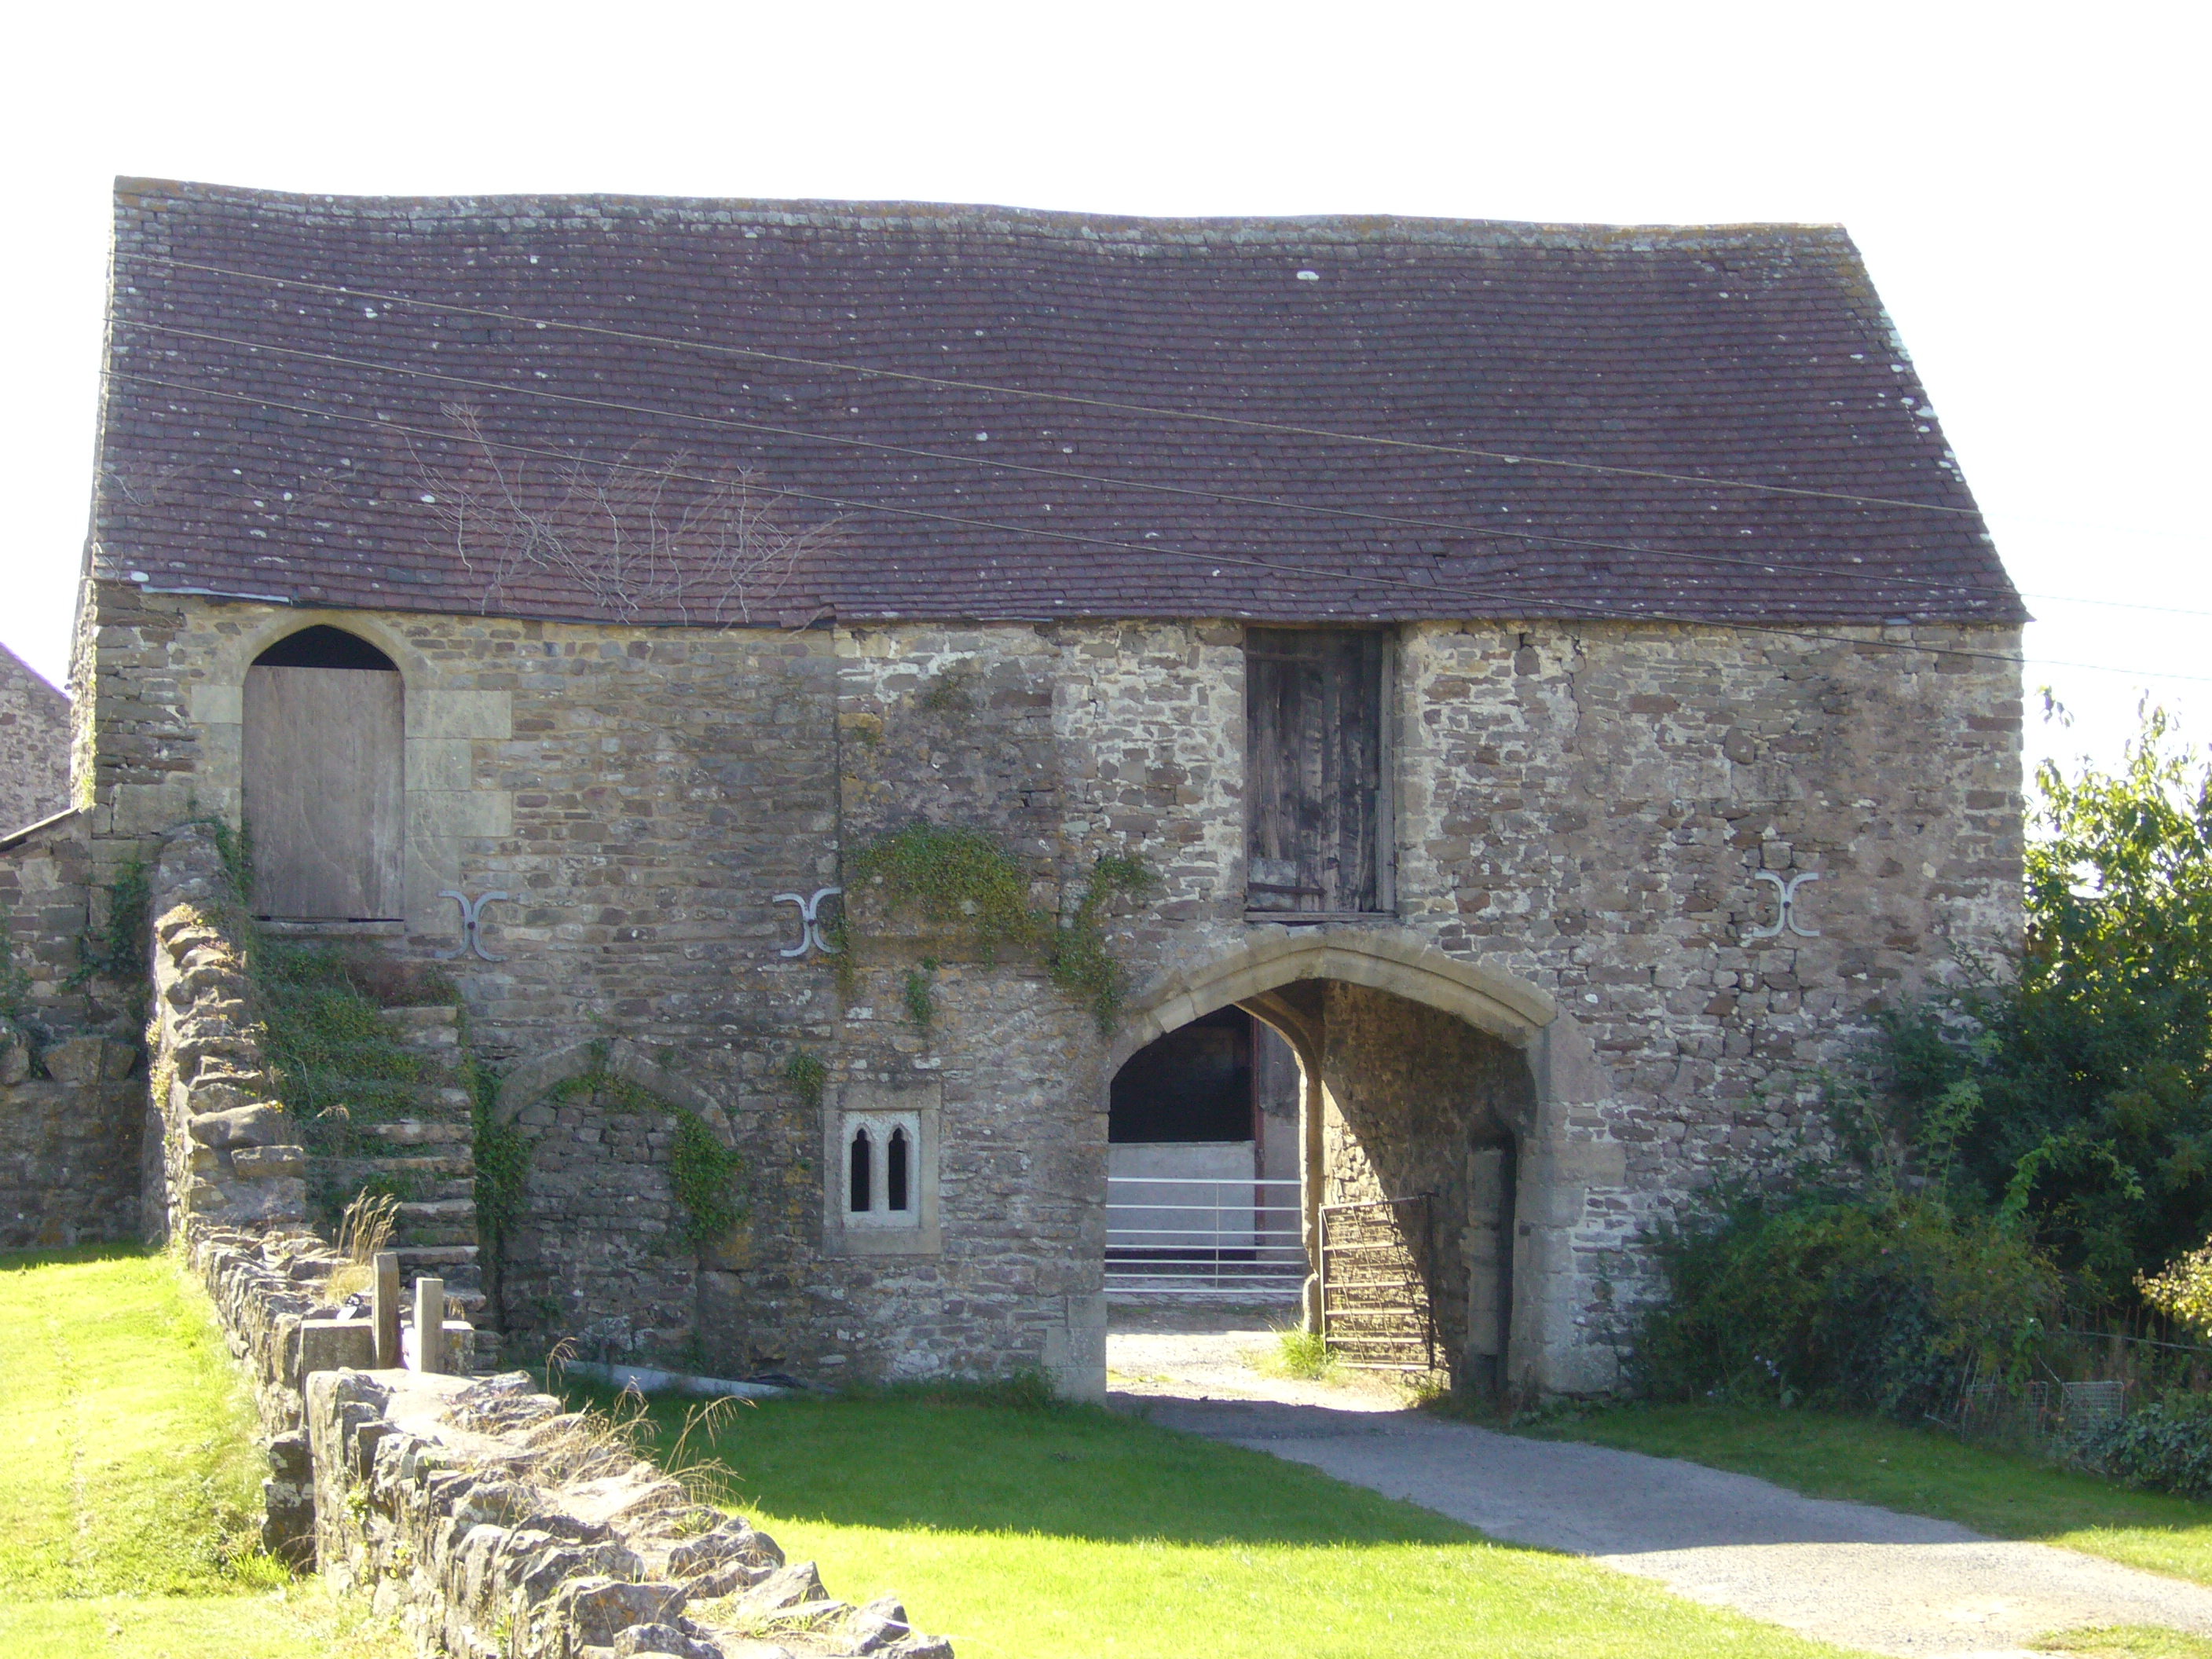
[843,1108,921,1229]
[822,1081,940,1257]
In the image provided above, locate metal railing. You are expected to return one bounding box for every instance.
[1105,1176,1306,1300]
[1318,1193,1437,1372]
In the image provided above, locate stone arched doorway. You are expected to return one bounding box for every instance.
[1108,926,1595,1397]
[242,623,405,920]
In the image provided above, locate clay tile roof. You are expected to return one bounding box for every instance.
[90,178,2023,630]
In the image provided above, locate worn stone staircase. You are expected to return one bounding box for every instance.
[309,1004,491,1351]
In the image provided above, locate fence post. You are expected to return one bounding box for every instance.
[372,1251,401,1368]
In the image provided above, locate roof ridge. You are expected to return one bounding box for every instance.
[113,177,1855,256]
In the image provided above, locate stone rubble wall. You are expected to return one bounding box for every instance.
[79,584,2024,1395]
[144,822,312,1241]
[0,641,70,836]
[191,1223,949,1659]
[0,808,145,1247]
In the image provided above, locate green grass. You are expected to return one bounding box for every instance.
[0,1247,402,1659]
[1258,1326,1336,1381]
[1516,1401,2212,1587]
[566,1379,1855,1659]
[2031,1628,2212,1657]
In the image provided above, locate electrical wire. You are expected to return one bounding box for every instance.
[131,317,2039,620]
[102,364,2212,687]
[118,250,1983,519]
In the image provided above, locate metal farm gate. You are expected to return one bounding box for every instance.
[1318,1194,1437,1372]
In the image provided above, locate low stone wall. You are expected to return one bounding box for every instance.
[145,822,310,1240]
[193,1226,949,1658]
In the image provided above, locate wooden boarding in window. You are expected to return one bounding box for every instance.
[243,665,405,921]
[1245,628,1386,917]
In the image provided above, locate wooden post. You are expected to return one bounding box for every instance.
[372,1251,401,1369]
[413,1276,446,1375]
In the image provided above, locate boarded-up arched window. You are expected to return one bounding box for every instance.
[243,626,405,921]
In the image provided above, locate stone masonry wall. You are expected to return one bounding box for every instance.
[0,811,144,1247]
[1320,980,1533,1368]
[0,642,69,835]
[79,580,2023,1393]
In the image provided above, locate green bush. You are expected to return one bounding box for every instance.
[1884,707,2212,1304]
[1636,1192,2060,1421]
[2078,1397,2212,1499]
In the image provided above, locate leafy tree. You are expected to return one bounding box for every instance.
[1887,707,2212,1303]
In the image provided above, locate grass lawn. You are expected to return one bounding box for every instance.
[1515,1401,2212,1588]
[568,1379,1858,1659]
[0,1247,401,1659]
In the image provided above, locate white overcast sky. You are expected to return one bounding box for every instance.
[2,2,2203,788]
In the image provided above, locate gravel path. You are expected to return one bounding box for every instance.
[1106,1316,2212,1657]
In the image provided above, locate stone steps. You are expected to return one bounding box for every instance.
[307,1004,485,1336]
[359,1119,471,1147]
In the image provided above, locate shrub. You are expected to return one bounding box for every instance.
[1635,1192,2060,1421]
[2077,1396,2212,1499]
[1882,707,2212,1304]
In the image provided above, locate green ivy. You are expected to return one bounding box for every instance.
[840,821,1153,1034]
[71,856,149,988]
[784,1050,828,1111]
[669,1110,745,1246]
[903,958,939,1031]
[544,1053,747,1248]
[467,1054,531,1242]
[1043,852,1154,1032]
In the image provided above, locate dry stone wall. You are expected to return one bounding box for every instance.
[145,823,312,1239]
[192,1223,948,1658]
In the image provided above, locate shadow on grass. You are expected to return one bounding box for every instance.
[0,1241,159,1273]
[550,1375,1487,1550]
[1509,1400,2212,1551]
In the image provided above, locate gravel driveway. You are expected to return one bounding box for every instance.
[1108,1312,2212,1657]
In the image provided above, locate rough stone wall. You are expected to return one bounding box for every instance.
[144,823,311,1240]
[0,811,145,1247]
[0,643,69,834]
[76,582,2023,1393]
[1320,980,1533,1368]
[192,1225,948,1659]
[1391,620,2022,1364]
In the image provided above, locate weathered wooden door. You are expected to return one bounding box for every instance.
[1245,628,1385,914]
[243,665,405,919]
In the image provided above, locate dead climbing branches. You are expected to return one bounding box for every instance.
[417,405,840,625]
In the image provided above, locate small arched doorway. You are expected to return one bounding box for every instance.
[242,624,405,921]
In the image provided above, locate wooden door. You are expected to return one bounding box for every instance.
[1245,628,1384,914]
[242,665,405,919]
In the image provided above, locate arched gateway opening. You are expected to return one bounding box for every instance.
[1107,928,1558,1394]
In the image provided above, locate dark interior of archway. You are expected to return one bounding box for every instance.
[1109,1008,1253,1143]
[252,625,397,672]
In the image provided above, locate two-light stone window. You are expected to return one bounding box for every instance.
[844,1109,918,1228]
[823,1082,939,1256]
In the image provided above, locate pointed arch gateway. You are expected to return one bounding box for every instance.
[1110,925,1580,1396]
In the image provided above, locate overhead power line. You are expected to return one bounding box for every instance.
[119,251,1983,520]
[123,316,2206,624]
[101,364,2212,688]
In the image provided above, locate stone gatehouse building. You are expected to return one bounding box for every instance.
[4,178,2024,1397]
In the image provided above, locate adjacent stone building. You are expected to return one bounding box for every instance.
[0,643,69,834]
[9,178,2025,1396]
